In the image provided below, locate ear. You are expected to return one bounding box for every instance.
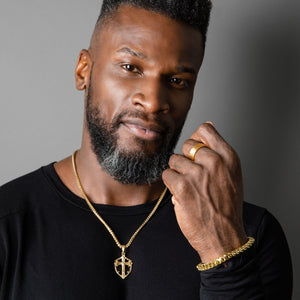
[75,49,91,90]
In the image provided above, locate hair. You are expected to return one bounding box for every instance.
[96,0,212,46]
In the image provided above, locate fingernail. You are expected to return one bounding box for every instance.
[206,121,214,126]
[171,197,176,205]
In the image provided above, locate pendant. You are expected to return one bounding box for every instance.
[114,245,133,279]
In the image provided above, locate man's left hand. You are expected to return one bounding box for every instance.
[162,122,248,263]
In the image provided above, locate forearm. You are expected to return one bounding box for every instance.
[198,207,293,300]
[199,247,265,299]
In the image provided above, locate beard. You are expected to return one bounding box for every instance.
[85,80,183,185]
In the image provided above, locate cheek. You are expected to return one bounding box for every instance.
[91,70,134,118]
[170,93,193,124]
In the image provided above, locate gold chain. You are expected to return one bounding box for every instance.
[71,150,167,279]
[196,237,255,271]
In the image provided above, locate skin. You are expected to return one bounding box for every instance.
[55,5,247,263]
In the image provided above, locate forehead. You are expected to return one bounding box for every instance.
[92,5,204,67]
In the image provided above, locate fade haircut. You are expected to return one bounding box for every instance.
[96,0,212,46]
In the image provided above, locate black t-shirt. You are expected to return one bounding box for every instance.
[0,164,293,299]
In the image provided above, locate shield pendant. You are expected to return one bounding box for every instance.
[114,252,133,279]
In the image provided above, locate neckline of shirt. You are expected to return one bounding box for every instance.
[42,162,171,216]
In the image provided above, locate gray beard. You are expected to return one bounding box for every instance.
[85,91,181,185]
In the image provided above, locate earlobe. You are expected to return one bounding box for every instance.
[75,49,91,90]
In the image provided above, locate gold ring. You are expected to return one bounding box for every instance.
[189,142,209,161]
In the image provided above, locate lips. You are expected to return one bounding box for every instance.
[121,119,165,141]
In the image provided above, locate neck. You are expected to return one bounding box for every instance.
[55,146,166,207]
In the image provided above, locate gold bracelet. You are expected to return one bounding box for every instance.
[196,237,255,271]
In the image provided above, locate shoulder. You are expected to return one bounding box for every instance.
[242,201,290,254]
[0,164,54,219]
[243,201,285,233]
[243,203,293,297]
[242,201,267,235]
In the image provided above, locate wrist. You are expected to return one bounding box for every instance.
[196,237,255,271]
[196,234,248,263]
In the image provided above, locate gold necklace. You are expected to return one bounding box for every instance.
[72,150,167,279]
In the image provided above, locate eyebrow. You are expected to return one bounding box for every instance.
[116,47,147,59]
[116,46,196,75]
[177,65,197,75]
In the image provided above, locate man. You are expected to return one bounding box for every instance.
[0,0,293,299]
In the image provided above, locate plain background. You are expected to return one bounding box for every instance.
[1,0,299,298]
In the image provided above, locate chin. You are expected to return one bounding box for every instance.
[117,136,163,156]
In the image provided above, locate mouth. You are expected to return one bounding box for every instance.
[121,119,165,141]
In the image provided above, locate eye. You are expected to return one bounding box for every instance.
[170,77,189,88]
[121,64,139,73]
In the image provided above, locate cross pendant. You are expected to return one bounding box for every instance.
[114,245,133,279]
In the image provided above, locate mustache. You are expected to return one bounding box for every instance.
[111,110,171,134]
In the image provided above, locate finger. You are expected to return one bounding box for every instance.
[162,168,183,196]
[182,139,213,161]
[168,153,203,174]
[189,122,236,162]
[182,139,225,173]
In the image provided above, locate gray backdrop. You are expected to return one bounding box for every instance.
[1,0,299,298]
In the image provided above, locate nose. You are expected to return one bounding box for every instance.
[131,78,170,114]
